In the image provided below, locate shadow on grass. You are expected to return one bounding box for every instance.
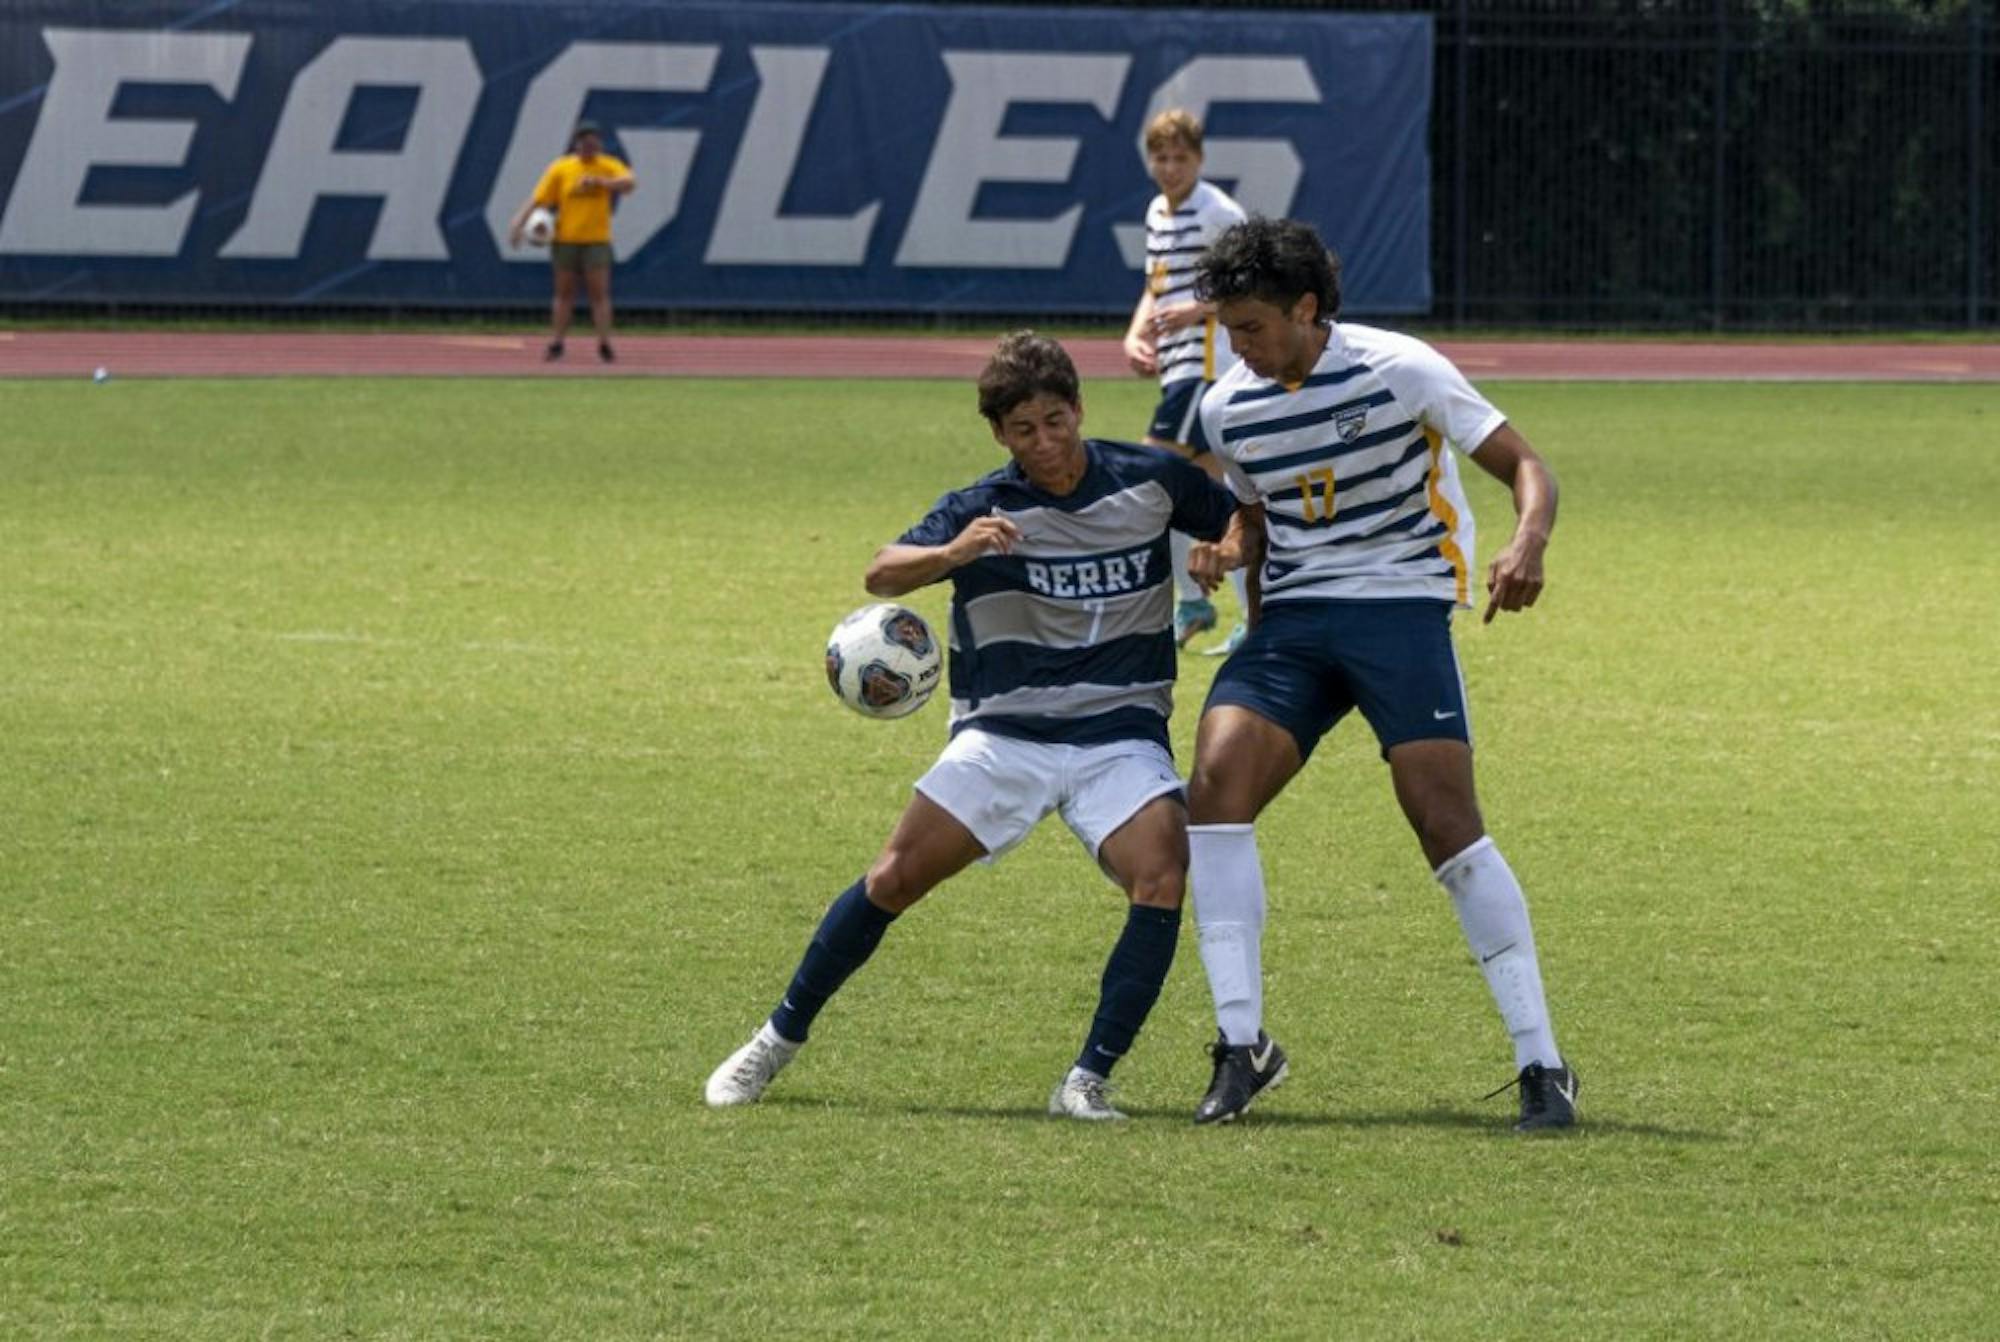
[749,1094,1724,1142]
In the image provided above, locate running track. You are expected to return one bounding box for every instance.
[5,329,2000,381]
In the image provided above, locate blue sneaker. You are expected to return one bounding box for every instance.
[1201,623,1246,657]
[1173,598,1217,648]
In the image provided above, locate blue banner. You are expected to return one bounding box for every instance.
[0,1,1432,314]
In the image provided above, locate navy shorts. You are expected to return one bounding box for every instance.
[1147,378,1210,453]
[1204,599,1471,762]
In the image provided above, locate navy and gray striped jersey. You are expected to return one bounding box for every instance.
[1196,324,1508,608]
[1146,180,1246,387]
[896,439,1236,749]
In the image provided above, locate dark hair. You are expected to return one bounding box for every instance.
[1195,216,1342,323]
[977,331,1080,423]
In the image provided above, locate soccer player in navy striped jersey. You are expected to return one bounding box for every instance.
[1122,110,1252,657]
[706,332,1238,1120]
[1180,217,1579,1131]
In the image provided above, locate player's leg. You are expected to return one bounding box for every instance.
[1048,750,1189,1120]
[1183,707,1303,1121]
[547,259,578,357]
[583,257,614,361]
[707,729,1052,1107]
[704,793,984,1108]
[1183,606,1345,1121]
[1354,600,1574,1130]
[1388,740,1574,1129]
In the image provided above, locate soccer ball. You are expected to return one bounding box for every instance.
[524,206,556,245]
[825,603,942,719]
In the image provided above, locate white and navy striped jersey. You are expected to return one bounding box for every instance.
[897,440,1237,749]
[1145,180,1246,387]
[1196,324,1509,608]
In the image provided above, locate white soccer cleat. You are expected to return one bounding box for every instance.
[1048,1066,1127,1121]
[704,1022,801,1108]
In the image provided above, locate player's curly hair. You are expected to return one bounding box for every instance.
[977,331,1081,423]
[1195,216,1342,324]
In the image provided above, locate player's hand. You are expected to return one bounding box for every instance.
[1483,532,1547,623]
[1123,331,1158,377]
[1150,302,1203,337]
[947,515,1023,566]
[1185,538,1241,594]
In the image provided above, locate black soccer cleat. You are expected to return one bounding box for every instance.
[1489,1060,1580,1132]
[544,340,565,362]
[1193,1030,1288,1124]
[598,340,616,363]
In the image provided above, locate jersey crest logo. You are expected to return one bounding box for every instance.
[1334,404,1369,444]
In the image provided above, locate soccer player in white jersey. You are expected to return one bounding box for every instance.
[1122,109,1252,657]
[1179,217,1579,1131]
[706,332,1238,1120]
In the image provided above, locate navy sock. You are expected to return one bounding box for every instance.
[1075,904,1182,1078]
[768,879,898,1043]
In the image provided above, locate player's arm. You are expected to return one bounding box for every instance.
[508,165,562,245]
[1468,422,1558,623]
[1186,502,1264,592]
[864,516,1022,597]
[1124,286,1159,376]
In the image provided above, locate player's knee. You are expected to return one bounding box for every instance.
[1187,760,1253,824]
[863,850,933,911]
[1409,804,1484,869]
[1124,866,1186,910]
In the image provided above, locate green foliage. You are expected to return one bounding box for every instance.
[2,377,1996,1338]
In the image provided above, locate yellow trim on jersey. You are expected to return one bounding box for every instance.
[1202,316,1216,380]
[1424,428,1471,605]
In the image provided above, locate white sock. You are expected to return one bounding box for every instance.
[1434,836,1560,1070]
[1189,823,1266,1046]
[1229,567,1249,619]
[1169,530,1203,602]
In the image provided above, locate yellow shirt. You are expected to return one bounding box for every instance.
[533,153,632,244]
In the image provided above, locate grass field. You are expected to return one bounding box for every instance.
[4,375,1997,1338]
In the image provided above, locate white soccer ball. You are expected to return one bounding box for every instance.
[825,603,943,719]
[524,206,556,246]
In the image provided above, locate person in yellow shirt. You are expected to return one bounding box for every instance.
[508,120,635,363]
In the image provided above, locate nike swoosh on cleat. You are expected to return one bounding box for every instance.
[1480,942,1518,964]
[1249,1040,1276,1072]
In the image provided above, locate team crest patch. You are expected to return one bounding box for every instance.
[1334,403,1369,444]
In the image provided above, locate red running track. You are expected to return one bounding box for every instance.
[5,328,2000,382]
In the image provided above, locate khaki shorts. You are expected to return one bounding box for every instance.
[550,241,613,274]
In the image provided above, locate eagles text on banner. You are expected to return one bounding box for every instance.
[0,2,1432,314]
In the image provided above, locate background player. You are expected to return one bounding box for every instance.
[1180,217,1579,1132]
[1121,109,1252,656]
[706,332,1237,1121]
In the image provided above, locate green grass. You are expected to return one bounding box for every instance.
[3,376,1996,1338]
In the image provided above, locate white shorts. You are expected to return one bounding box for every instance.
[914,729,1185,862]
